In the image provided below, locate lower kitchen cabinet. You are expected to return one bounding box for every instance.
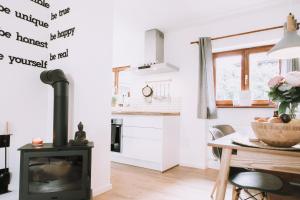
[111,115,180,172]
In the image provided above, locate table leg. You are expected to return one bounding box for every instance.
[215,148,232,200]
[211,177,219,198]
[232,186,240,200]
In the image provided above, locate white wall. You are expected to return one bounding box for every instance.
[165,3,300,169]
[113,9,183,110]
[50,0,114,196]
[0,1,49,199]
[113,15,144,68]
[0,1,114,199]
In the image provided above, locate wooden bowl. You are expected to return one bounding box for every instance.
[251,122,300,147]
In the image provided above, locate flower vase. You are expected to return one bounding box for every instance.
[279,102,298,119]
[289,102,298,119]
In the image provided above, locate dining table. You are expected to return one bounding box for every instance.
[208,132,300,200]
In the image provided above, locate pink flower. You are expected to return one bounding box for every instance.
[278,83,292,91]
[268,75,285,88]
[285,71,300,87]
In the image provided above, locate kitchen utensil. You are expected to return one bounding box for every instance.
[142,85,153,97]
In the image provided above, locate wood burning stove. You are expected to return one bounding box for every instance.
[19,143,93,200]
[19,69,93,200]
[40,69,69,147]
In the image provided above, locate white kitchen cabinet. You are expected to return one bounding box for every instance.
[111,114,180,172]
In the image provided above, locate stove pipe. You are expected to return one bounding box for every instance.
[40,69,69,147]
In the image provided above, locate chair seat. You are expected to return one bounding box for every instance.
[230,172,283,193]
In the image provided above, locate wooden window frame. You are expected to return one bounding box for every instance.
[213,45,279,108]
[112,65,130,94]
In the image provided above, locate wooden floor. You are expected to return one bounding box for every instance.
[95,163,300,200]
[95,162,233,200]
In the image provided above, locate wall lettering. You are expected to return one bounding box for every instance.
[49,6,74,65]
[50,33,56,40]
[8,55,47,68]
[50,49,69,61]
[51,12,57,20]
[51,7,71,21]
[0,4,11,14]
[50,53,56,61]
[50,27,75,40]
[0,2,74,70]
[59,8,70,17]
[0,28,11,38]
[58,27,75,38]
[30,0,50,9]
[58,49,68,59]
[15,11,49,28]
[16,32,48,48]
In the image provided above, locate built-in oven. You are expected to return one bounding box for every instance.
[111,119,123,153]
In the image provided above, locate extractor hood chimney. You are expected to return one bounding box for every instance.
[134,29,179,75]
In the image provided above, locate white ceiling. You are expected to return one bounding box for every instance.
[114,0,293,31]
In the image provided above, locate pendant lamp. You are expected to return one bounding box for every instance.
[268,13,300,59]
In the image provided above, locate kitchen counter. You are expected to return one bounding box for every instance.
[112,111,180,116]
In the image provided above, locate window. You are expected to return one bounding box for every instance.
[213,45,280,107]
[249,52,280,101]
[112,65,130,94]
[215,54,242,102]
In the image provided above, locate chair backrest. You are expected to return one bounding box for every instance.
[209,127,225,141]
[213,125,235,136]
[209,125,235,161]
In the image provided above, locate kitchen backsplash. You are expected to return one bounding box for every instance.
[113,97,181,112]
[114,70,182,111]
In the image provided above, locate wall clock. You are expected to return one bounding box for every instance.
[142,85,153,97]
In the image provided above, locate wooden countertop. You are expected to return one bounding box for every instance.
[112,111,180,116]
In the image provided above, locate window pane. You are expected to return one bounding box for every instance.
[249,52,280,100]
[216,55,242,100]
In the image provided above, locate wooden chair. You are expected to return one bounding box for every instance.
[210,125,235,198]
[209,125,284,200]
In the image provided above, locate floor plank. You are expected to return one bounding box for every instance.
[95,163,300,200]
[95,162,233,200]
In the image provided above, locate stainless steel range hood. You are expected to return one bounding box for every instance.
[133,29,179,75]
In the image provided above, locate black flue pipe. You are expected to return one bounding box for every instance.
[40,69,69,147]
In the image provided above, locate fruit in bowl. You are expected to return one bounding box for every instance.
[254,117,269,123]
[267,117,282,123]
[279,114,292,123]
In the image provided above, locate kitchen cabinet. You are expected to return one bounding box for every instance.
[111,114,180,172]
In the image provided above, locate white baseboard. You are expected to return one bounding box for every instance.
[93,183,112,197]
[207,160,220,170]
[112,153,163,171]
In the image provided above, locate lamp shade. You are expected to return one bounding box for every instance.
[268,30,300,59]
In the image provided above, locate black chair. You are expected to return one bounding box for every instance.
[209,125,284,200]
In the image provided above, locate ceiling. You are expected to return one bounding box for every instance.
[114,0,293,31]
